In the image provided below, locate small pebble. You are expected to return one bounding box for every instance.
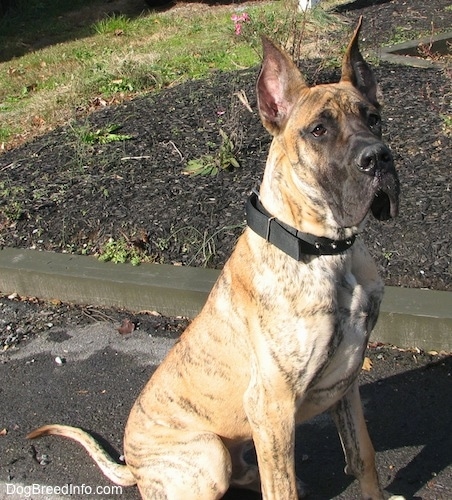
[39,454,51,466]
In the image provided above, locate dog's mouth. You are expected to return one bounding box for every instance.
[370,174,400,221]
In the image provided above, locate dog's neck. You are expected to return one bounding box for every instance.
[258,168,362,243]
[246,190,357,259]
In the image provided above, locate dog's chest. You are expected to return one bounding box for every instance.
[254,255,381,414]
[302,279,372,401]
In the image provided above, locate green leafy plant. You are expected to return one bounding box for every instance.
[77,124,132,145]
[100,78,135,95]
[98,237,142,266]
[2,200,24,221]
[383,251,393,261]
[184,129,240,176]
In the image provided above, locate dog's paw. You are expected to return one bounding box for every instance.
[386,495,406,500]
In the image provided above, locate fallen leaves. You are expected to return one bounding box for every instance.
[117,318,136,335]
[31,115,46,128]
[362,357,373,371]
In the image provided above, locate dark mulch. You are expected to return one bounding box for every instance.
[0,0,450,291]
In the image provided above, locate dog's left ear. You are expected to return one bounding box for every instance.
[340,16,379,107]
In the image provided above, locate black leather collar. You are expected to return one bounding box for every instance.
[246,191,356,259]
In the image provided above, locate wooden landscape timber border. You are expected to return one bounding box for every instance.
[0,247,450,352]
[380,31,452,69]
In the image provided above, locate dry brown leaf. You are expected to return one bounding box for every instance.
[0,428,7,436]
[31,115,45,127]
[137,310,161,316]
[118,318,135,335]
[362,357,373,371]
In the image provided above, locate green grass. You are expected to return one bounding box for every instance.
[93,14,132,35]
[0,181,25,222]
[0,0,346,151]
[0,126,16,144]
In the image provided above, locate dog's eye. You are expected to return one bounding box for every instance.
[311,124,327,137]
[368,114,381,128]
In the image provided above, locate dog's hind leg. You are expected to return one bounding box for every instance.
[330,382,384,500]
[125,428,232,500]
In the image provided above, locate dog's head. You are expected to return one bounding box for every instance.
[257,17,399,239]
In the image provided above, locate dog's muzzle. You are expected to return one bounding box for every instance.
[356,143,399,221]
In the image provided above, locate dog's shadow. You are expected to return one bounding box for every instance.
[224,356,452,499]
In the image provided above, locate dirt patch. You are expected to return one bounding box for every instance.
[0,294,189,351]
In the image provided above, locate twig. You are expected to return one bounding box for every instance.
[0,162,16,172]
[165,141,184,161]
[81,306,116,323]
[121,156,152,160]
[234,90,253,113]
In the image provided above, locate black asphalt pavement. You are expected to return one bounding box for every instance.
[1,321,451,499]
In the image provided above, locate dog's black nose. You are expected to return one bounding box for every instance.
[357,144,393,175]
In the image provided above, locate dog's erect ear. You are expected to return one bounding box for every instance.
[257,37,308,135]
[341,16,379,107]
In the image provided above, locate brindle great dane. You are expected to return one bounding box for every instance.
[28,18,403,500]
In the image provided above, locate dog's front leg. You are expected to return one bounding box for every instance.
[330,381,384,500]
[244,364,299,500]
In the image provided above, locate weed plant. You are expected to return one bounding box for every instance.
[99,237,147,266]
[74,123,133,145]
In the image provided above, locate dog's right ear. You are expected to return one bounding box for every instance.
[257,37,308,135]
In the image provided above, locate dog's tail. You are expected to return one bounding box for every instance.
[27,424,136,487]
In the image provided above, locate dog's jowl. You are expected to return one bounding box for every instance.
[28,18,402,500]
